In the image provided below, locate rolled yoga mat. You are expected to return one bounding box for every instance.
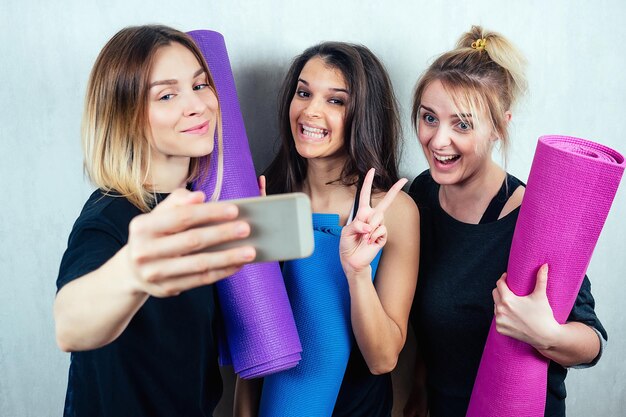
[466,135,624,417]
[259,214,382,417]
[188,30,302,379]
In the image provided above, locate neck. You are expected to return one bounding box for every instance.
[439,160,505,223]
[302,155,356,222]
[147,154,191,193]
[303,155,347,194]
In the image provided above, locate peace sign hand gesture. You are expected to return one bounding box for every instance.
[340,168,407,276]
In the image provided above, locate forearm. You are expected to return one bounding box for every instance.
[535,321,601,367]
[348,268,404,374]
[54,246,148,351]
[234,377,263,417]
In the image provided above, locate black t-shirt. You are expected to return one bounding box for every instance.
[57,190,222,417]
[409,171,607,417]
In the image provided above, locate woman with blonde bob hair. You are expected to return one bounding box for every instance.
[54,25,256,417]
[404,26,606,417]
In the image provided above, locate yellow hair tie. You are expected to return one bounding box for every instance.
[471,38,487,51]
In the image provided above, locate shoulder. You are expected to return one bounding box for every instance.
[69,190,142,245]
[408,170,433,195]
[57,191,140,290]
[408,170,437,207]
[500,174,525,219]
[372,186,418,215]
[372,189,420,236]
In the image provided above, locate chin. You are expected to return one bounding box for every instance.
[429,168,460,186]
[293,142,319,159]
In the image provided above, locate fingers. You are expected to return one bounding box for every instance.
[492,285,501,305]
[495,272,511,297]
[534,263,549,295]
[347,219,373,235]
[493,273,507,315]
[358,168,375,211]
[130,220,251,262]
[368,224,387,245]
[130,201,239,237]
[149,265,245,298]
[258,175,267,197]
[375,178,408,213]
[138,246,256,285]
[356,168,407,216]
[153,188,206,211]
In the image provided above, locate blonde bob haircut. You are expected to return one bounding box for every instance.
[82,25,223,212]
[411,25,527,163]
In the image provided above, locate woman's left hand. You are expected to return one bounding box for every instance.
[492,264,561,350]
[258,175,267,197]
[340,168,407,275]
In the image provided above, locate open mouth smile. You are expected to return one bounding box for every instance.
[300,124,328,140]
[433,152,460,165]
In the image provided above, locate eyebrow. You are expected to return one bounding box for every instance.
[297,78,349,94]
[420,105,472,119]
[149,68,206,88]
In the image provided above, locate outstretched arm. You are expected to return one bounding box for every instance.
[54,189,256,352]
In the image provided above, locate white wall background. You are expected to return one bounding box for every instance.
[1,1,625,416]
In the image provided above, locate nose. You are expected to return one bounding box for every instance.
[183,91,208,117]
[302,97,323,118]
[429,125,451,149]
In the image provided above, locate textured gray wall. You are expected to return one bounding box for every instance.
[1,1,624,416]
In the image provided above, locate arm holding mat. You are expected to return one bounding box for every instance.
[467,135,624,417]
[493,264,601,367]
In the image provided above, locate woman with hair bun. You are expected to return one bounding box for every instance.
[404,26,606,417]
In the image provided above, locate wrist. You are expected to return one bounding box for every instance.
[116,245,149,297]
[533,322,563,352]
[345,266,372,286]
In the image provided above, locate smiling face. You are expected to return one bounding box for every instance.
[146,42,218,165]
[417,79,498,186]
[289,56,349,161]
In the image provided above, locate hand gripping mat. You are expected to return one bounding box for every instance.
[188,30,301,379]
[467,135,624,417]
[259,214,382,417]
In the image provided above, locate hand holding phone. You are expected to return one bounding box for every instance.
[201,192,314,263]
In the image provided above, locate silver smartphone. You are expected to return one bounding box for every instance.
[203,192,314,263]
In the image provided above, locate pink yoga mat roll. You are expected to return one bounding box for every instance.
[467,135,624,417]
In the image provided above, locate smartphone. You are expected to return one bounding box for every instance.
[202,192,314,263]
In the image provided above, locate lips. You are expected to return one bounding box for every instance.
[433,151,460,165]
[299,123,329,141]
[182,121,209,135]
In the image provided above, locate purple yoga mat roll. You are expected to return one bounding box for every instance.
[188,30,301,379]
[467,135,624,417]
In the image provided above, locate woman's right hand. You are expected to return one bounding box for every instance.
[126,188,256,297]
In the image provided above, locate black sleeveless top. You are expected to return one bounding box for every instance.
[409,170,607,417]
